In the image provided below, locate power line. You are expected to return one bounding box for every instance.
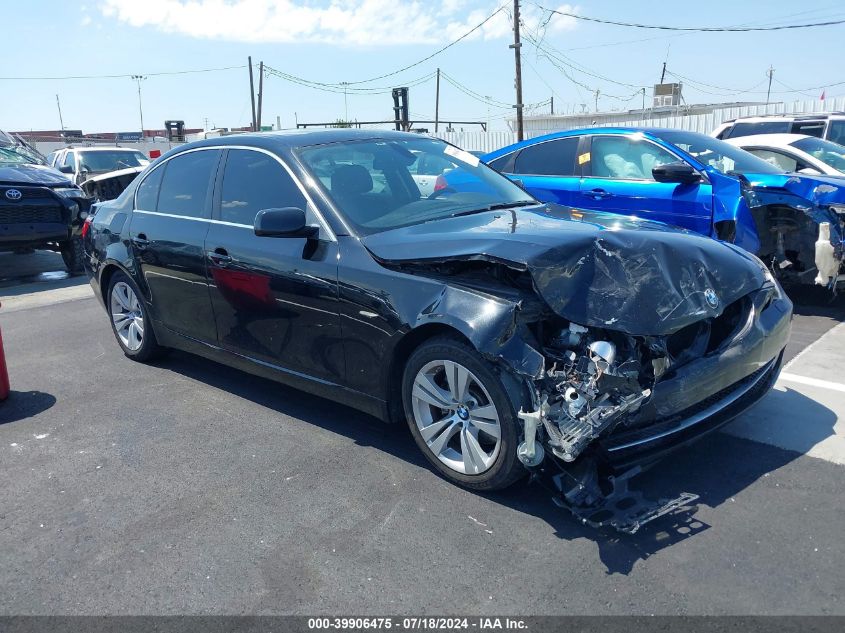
[340,4,508,85]
[263,65,435,95]
[535,5,845,31]
[666,68,845,97]
[0,65,247,81]
[440,72,513,108]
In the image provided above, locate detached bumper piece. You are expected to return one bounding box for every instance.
[547,461,698,535]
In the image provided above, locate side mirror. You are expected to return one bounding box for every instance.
[57,164,74,174]
[254,207,318,238]
[652,161,701,185]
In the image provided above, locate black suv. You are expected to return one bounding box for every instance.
[0,132,92,273]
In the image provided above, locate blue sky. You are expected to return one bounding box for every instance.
[3,1,844,133]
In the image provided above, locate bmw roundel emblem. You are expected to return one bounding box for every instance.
[5,189,22,201]
[704,288,719,309]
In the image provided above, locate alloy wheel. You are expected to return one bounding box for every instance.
[110,281,145,352]
[410,359,502,475]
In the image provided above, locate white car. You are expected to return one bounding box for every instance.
[723,133,845,176]
[46,146,150,185]
[712,112,845,144]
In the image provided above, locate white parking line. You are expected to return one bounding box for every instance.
[778,372,845,393]
[782,322,845,371]
[722,321,845,466]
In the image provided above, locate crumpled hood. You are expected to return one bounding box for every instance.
[362,204,767,336]
[0,163,72,186]
[742,171,845,205]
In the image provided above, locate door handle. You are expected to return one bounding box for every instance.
[208,248,232,267]
[587,189,613,200]
[131,234,149,249]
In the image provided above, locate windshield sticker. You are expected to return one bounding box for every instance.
[578,152,591,165]
[444,145,480,168]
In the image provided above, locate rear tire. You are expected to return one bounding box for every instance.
[61,235,85,274]
[106,271,162,362]
[402,336,525,491]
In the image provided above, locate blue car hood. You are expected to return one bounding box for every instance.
[362,204,767,336]
[742,172,845,204]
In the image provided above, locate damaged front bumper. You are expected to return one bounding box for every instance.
[742,175,845,290]
[516,283,792,533]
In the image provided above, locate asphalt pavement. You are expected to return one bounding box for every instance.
[0,252,843,615]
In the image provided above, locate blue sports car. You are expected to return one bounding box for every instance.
[482,128,845,289]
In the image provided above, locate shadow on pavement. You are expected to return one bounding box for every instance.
[0,250,85,295]
[787,285,845,319]
[0,390,57,425]
[156,349,834,576]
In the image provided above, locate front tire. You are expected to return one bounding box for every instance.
[61,235,85,274]
[106,271,162,362]
[402,337,525,491]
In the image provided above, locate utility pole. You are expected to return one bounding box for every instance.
[510,0,524,141]
[341,82,349,122]
[594,88,600,113]
[641,87,646,111]
[131,75,147,136]
[766,65,774,105]
[55,94,65,133]
[660,61,667,84]
[257,61,264,130]
[550,95,554,115]
[434,68,441,133]
[248,56,257,131]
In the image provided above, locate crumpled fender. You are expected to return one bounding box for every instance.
[413,283,545,378]
[741,173,845,252]
[709,170,761,253]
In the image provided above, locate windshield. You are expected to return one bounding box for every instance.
[791,137,845,172]
[77,150,149,173]
[655,129,783,175]
[0,146,44,166]
[297,137,535,235]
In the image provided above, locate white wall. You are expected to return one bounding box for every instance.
[434,130,516,153]
[519,96,845,137]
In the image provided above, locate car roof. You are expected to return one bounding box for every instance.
[68,146,146,152]
[723,133,813,148]
[484,127,709,160]
[177,129,426,154]
[722,112,845,124]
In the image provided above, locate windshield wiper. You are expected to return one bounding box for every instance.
[450,200,536,218]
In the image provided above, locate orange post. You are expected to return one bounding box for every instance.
[0,302,8,401]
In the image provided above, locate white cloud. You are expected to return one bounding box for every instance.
[99,0,577,46]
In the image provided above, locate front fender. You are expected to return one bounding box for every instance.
[709,170,761,254]
[412,283,545,378]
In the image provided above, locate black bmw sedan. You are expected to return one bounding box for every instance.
[84,130,792,532]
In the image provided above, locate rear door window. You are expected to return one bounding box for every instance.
[156,150,219,219]
[513,138,579,176]
[136,165,165,211]
[790,121,825,138]
[219,149,306,226]
[746,149,799,172]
